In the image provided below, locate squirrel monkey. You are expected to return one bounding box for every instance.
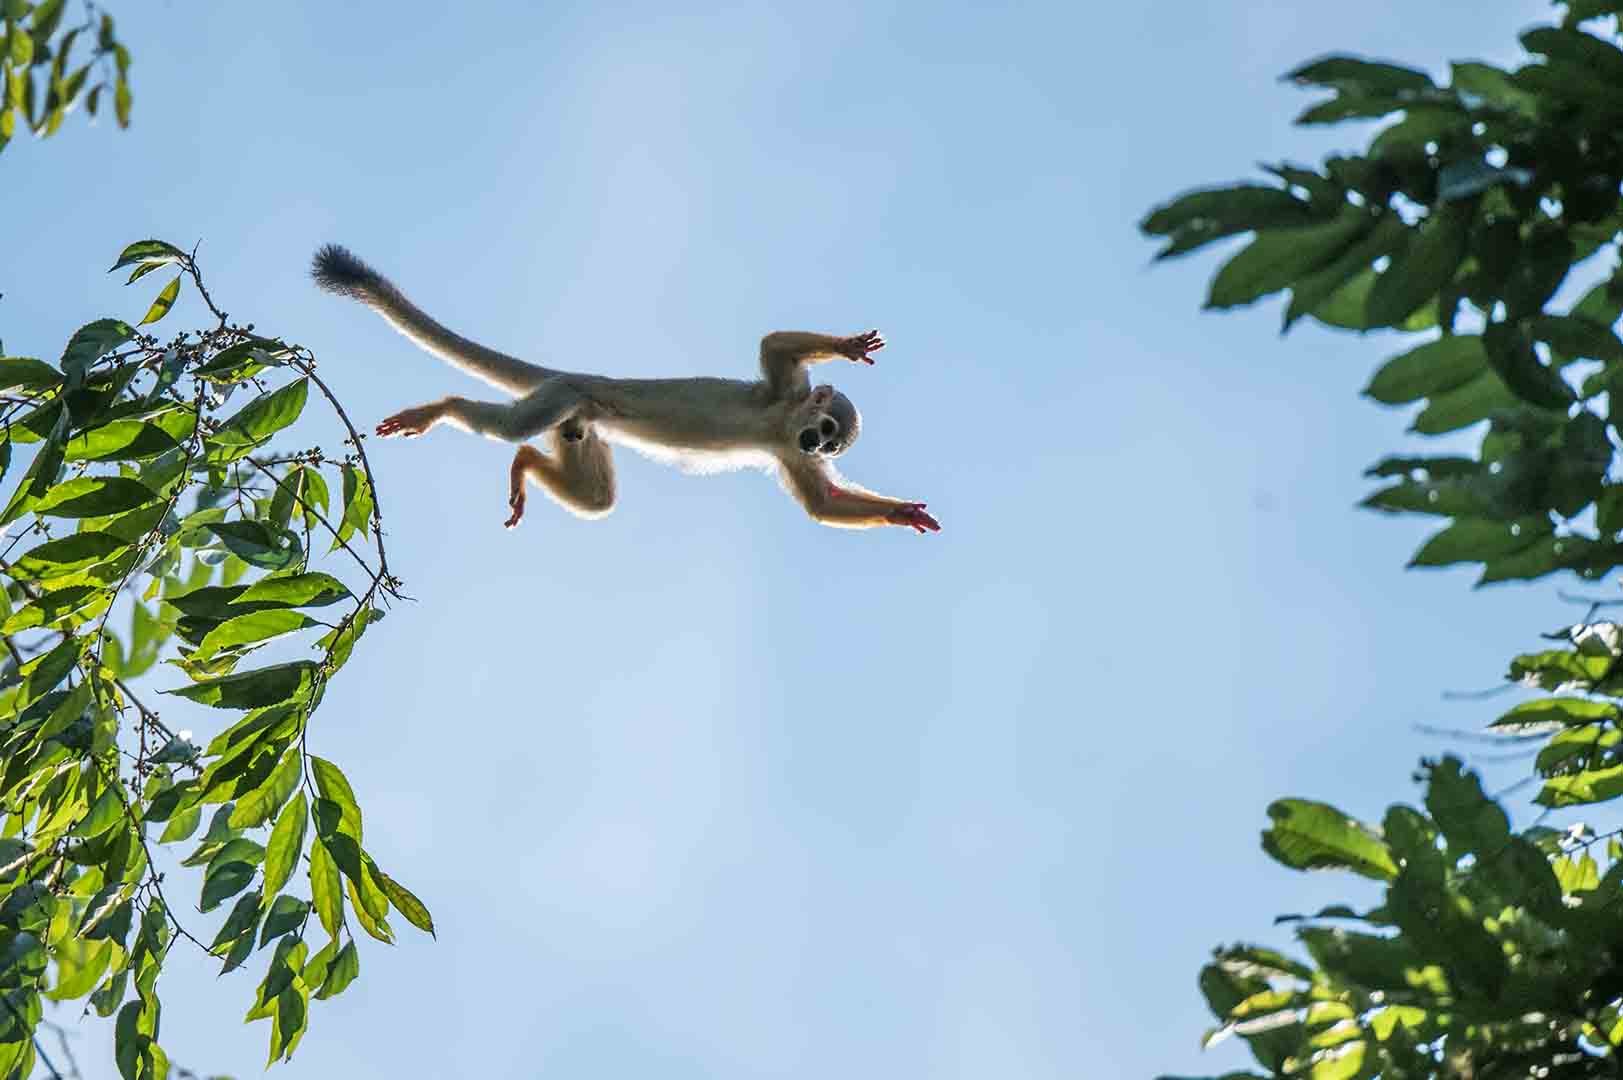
[311,245,940,534]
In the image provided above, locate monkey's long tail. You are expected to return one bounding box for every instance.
[311,244,556,396]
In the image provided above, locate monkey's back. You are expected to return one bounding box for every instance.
[577,374,784,469]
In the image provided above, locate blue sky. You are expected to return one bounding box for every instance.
[2,2,1571,1077]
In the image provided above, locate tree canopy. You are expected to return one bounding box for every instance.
[1145,3,1623,1078]
[0,240,430,1079]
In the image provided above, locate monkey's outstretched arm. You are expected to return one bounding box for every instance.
[759,330,884,399]
[778,456,940,533]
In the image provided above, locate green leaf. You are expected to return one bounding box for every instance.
[1139,184,1319,259]
[113,76,130,127]
[58,318,133,381]
[1504,224,1574,319]
[191,337,285,383]
[108,240,186,274]
[7,27,32,68]
[69,783,123,838]
[301,938,338,990]
[1410,370,1517,434]
[346,874,394,944]
[30,0,66,39]
[61,419,182,462]
[1286,54,1434,94]
[319,606,378,671]
[310,757,363,854]
[1477,535,1594,584]
[1261,798,1398,880]
[259,894,308,948]
[1,584,101,633]
[1522,25,1623,83]
[208,837,266,872]
[1364,206,1469,328]
[1283,213,1406,330]
[1451,60,1538,116]
[135,274,181,326]
[207,377,308,457]
[1205,209,1369,310]
[315,940,358,999]
[204,520,301,571]
[13,531,126,578]
[208,891,262,953]
[0,355,63,393]
[308,836,344,938]
[270,985,307,1064]
[158,804,202,844]
[262,791,307,902]
[337,464,373,545]
[203,702,298,758]
[1363,335,1488,405]
[229,746,302,829]
[1410,516,1551,567]
[194,609,316,660]
[1482,322,1573,410]
[162,660,317,710]
[0,402,67,526]
[46,937,111,1001]
[1493,697,1617,733]
[14,631,78,706]
[1538,764,1623,807]
[1369,106,1466,161]
[200,858,256,913]
[1530,313,1623,367]
[235,571,351,609]
[29,475,156,517]
[114,999,142,1080]
[374,866,434,937]
[167,583,258,619]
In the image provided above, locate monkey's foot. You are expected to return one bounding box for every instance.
[888,503,940,534]
[839,330,885,365]
[375,405,439,438]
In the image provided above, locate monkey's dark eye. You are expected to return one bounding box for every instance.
[799,429,819,452]
[820,418,837,437]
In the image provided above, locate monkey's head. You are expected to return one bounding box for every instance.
[793,385,861,458]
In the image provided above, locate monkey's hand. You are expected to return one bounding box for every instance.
[887,502,940,533]
[505,451,531,529]
[837,330,885,365]
[376,403,442,438]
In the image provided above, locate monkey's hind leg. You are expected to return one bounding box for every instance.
[505,426,617,528]
[380,380,589,442]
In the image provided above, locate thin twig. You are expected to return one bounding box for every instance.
[286,353,398,592]
[38,1019,82,1079]
[183,244,227,329]
[241,458,376,578]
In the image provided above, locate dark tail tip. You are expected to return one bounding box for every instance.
[311,244,381,298]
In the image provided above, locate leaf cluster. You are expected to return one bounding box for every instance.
[1,0,131,155]
[1142,5,1623,586]
[1142,4,1623,1078]
[0,241,428,1078]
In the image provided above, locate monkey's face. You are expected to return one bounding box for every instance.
[795,386,862,458]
